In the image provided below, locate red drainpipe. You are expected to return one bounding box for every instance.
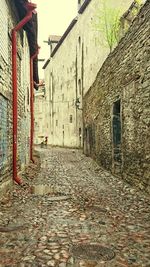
[12,2,37,184]
[30,47,40,162]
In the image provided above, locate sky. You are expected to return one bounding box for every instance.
[33,0,78,78]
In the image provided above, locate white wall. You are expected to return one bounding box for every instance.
[43,0,135,148]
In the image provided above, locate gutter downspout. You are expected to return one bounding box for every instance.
[30,47,40,162]
[12,2,37,185]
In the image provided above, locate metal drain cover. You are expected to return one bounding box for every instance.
[71,244,115,261]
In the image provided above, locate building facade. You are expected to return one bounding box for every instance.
[0,0,38,197]
[34,82,47,145]
[83,0,150,192]
[43,0,138,148]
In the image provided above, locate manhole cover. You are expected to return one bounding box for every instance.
[71,244,115,261]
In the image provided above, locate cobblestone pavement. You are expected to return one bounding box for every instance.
[0,147,150,267]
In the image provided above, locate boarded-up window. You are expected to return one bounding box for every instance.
[0,94,8,171]
[0,0,8,63]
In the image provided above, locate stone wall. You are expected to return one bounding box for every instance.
[83,0,150,192]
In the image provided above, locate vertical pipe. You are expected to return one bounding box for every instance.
[12,30,21,184]
[12,3,37,184]
[30,58,34,162]
[30,48,39,162]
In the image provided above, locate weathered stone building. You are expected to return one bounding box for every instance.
[34,35,61,145]
[83,0,150,192]
[43,0,139,148]
[34,81,47,145]
[0,0,38,197]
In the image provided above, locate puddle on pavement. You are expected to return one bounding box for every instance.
[46,195,71,201]
[31,185,71,201]
[71,244,116,261]
[0,224,28,232]
[31,184,55,195]
[88,205,108,213]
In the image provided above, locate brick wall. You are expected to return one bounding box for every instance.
[0,95,8,176]
[0,1,13,190]
[0,0,31,196]
[83,0,150,193]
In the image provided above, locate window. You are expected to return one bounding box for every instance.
[56,120,58,126]
[69,115,73,123]
[113,99,120,116]
[0,0,8,63]
[62,94,64,101]
[0,94,8,171]
[79,128,81,135]
[78,36,81,50]
[78,79,81,95]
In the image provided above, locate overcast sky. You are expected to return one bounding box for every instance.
[33,0,77,77]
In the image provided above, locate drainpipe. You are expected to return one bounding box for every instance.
[30,46,40,163]
[12,2,37,184]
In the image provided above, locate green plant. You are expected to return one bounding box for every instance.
[93,0,123,52]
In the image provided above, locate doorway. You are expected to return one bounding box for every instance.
[112,99,122,173]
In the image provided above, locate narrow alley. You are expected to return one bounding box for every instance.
[0,147,150,267]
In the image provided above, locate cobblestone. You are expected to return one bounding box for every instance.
[0,147,150,266]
